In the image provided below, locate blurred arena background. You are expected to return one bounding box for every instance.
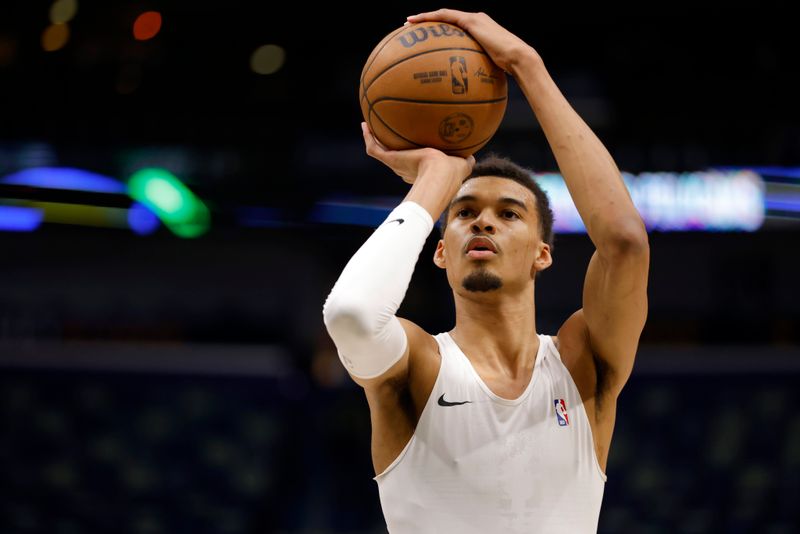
[1,2,799,533]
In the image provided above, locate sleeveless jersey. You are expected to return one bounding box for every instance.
[374,331,607,533]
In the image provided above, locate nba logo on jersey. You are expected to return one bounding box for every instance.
[554,399,570,426]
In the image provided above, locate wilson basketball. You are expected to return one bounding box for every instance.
[359,22,508,157]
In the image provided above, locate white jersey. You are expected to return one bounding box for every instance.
[374,331,607,534]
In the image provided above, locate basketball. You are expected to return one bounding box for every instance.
[359,22,508,157]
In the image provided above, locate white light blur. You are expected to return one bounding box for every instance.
[534,170,765,233]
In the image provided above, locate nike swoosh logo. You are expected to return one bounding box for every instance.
[386,218,404,226]
[438,393,471,407]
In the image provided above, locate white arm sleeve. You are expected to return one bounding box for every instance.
[322,201,434,379]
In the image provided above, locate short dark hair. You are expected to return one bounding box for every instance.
[438,153,555,251]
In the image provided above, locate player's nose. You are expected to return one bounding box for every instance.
[471,222,494,234]
[471,211,497,233]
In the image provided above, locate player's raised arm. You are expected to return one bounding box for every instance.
[509,28,649,396]
[321,123,474,388]
[408,9,649,394]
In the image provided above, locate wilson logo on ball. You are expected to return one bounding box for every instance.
[397,24,467,48]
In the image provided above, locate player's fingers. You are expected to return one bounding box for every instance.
[362,122,396,169]
[406,9,470,25]
[361,122,381,157]
[461,154,476,175]
[363,122,392,152]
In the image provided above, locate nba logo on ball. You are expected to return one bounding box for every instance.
[449,56,467,94]
[554,399,570,427]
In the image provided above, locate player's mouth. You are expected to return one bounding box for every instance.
[467,250,496,259]
[465,236,498,259]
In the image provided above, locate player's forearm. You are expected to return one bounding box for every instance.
[403,162,466,222]
[323,168,459,345]
[511,52,647,252]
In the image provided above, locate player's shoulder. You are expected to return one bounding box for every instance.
[397,317,441,375]
[395,317,442,414]
[554,309,595,374]
[556,307,589,342]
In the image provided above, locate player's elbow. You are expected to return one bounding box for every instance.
[322,289,391,344]
[604,218,649,257]
[322,293,374,339]
[322,295,408,381]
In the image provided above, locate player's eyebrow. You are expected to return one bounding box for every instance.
[449,194,528,212]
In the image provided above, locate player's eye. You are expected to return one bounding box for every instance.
[503,210,519,219]
[457,208,472,217]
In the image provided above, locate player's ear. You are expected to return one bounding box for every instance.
[433,239,446,269]
[531,242,552,277]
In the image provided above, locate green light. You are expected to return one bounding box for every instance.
[127,168,210,238]
[144,178,184,214]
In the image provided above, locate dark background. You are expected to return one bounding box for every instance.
[1,2,799,533]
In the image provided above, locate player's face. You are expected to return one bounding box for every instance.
[434,176,551,292]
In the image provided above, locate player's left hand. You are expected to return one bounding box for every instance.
[405,9,539,74]
[361,122,474,185]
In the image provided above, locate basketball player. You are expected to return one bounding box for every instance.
[323,9,649,533]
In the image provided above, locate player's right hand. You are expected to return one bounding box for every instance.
[405,10,538,75]
[361,122,475,185]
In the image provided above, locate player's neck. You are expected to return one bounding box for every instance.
[449,284,538,374]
